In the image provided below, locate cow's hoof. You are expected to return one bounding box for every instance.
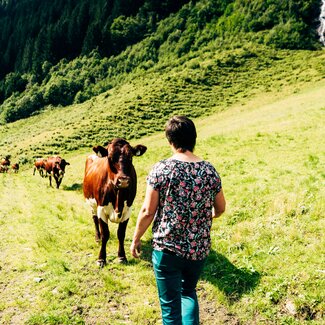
[118,257,127,264]
[97,259,106,268]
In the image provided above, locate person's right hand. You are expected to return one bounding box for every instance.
[130,239,141,258]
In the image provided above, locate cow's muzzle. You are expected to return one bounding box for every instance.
[116,176,130,189]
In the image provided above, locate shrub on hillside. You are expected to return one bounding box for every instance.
[1,90,44,123]
[74,90,89,104]
[43,78,83,106]
[110,15,147,53]
[264,20,316,49]
[0,72,28,104]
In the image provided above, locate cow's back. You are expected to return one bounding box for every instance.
[35,158,46,168]
[44,157,55,173]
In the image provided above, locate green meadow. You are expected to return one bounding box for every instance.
[0,78,324,324]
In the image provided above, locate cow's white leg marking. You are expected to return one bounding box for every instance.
[97,203,114,224]
[86,198,98,215]
[119,201,131,223]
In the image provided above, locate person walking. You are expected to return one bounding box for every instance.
[130,115,226,325]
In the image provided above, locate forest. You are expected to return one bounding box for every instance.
[0,0,323,124]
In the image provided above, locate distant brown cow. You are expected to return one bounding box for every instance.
[83,138,147,267]
[33,158,47,177]
[44,156,70,188]
[11,163,19,173]
[0,155,11,173]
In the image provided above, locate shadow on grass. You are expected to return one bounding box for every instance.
[135,240,260,302]
[202,249,260,302]
[63,183,83,191]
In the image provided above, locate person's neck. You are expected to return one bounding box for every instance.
[171,149,202,162]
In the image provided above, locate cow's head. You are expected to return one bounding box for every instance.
[1,155,10,166]
[93,138,147,189]
[52,157,70,187]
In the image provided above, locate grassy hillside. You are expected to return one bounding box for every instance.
[0,44,324,163]
[1,0,322,123]
[0,80,324,324]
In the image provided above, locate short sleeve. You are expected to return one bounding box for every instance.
[147,162,164,191]
[209,164,222,195]
[214,176,222,195]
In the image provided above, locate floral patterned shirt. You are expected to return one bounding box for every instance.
[147,158,222,260]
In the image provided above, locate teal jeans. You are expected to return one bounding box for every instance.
[152,249,205,325]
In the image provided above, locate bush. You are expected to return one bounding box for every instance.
[264,20,313,49]
[2,90,44,123]
[3,72,28,99]
[43,78,83,106]
[110,15,147,53]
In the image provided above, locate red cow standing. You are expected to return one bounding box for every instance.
[11,163,19,173]
[44,156,70,189]
[33,158,47,177]
[83,138,147,267]
[0,155,11,173]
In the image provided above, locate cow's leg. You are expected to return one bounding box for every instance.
[117,219,129,263]
[98,218,110,268]
[92,215,100,242]
[49,174,52,187]
[33,167,36,175]
[56,178,61,189]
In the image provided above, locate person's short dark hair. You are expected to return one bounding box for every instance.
[165,116,197,152]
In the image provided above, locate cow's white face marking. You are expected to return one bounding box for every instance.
[86,199,131,224]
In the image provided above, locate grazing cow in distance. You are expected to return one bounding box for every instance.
[44,156,70,189]
[11,163,19,173]
[1,155,11,173]
[83,138,147,267]
[33,158,47,177]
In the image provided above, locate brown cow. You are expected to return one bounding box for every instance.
[11,163,19,173]
[1,155,11,173]
[33,158,47,177]
[83,138,147,267]
[44,156,70,188]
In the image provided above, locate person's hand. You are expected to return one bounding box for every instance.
[130,239,141,258]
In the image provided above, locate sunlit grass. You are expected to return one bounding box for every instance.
[0,78,324,323]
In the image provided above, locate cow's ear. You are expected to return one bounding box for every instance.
[133,145,147,156]
[93,145,108,157]
[66,162,70,166]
